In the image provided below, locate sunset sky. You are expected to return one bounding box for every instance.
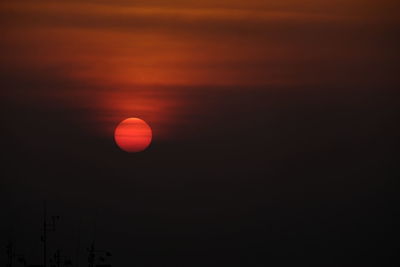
[1,0,398,266]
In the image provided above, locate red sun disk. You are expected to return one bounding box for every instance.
[114,118,152,152]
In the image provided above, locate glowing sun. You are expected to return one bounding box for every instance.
[114,118,152,152]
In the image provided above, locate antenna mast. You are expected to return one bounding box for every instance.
[41,201,59,267]
[6,241,14,267]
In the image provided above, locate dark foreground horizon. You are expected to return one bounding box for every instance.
[2,85,397,266]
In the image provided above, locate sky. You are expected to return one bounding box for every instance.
[1,0,399,266]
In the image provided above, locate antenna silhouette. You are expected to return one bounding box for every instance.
[41,201,60,267]
[87,212,112,267]
[75,218,82,267]
[87,243,112,267]
[49,249,72,267]
[6,240,15,267]
[6,241,27,267]
[4,203,112,267]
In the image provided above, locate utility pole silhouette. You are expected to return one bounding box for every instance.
[41,201,59,267]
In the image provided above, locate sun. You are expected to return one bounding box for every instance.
[114,118,152,152]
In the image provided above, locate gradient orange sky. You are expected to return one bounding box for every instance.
[1,2,399,265]
[1,0,398,140]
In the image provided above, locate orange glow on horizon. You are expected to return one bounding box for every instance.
[114,118,152,152]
